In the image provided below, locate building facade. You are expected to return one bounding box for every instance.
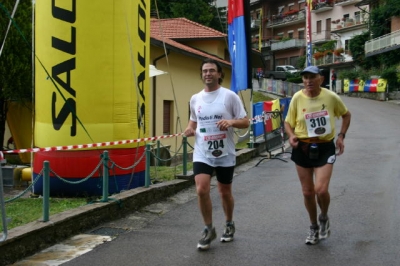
[250,0,371,91]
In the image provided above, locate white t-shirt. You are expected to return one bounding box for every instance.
[189,87,247,167]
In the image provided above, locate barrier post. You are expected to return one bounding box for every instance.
[145,144,151,187]
[0,164,8,241]
[182,136,187,175]
[262,111,268,144]
[249,121,254,149]
[156,140,161,166]
[43,161,50,222]
[101,151,109,202]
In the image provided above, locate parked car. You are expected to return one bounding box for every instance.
[264,65,299,80]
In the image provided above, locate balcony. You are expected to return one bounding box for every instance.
[331,15,368,32]
[312,54,346,66]
[365,30,400,56]
[335,0,363,6]
[251,38,272,50]
[267,10,305,29]
[311,0,334,13]
[271,39,306,51]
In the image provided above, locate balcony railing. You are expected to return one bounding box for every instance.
[271,39,306,51]
[335,0,363,6]
[251,39,271,49]
[365,30,400,55]
[331,15,368,31]
[312,54,345,66]
[267,10,305,28]
[311,1,334,13]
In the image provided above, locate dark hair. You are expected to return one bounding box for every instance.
[200,58,225,84]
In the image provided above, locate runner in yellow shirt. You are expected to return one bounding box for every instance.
[285,66,351,245]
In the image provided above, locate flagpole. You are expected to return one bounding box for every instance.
[244,0,254,149]
[306,0,313,66]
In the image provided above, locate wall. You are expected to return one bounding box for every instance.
[391,16,400,32]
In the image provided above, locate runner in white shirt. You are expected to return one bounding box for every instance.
[184,58,249,250]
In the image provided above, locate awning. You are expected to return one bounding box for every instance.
[150,65,168,77]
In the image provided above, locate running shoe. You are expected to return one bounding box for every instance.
[319,215,330,239]
[197,227,216,250]
[220,221,235,242]
[305,226,319,245]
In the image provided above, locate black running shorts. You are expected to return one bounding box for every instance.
[193,162,235,184]
[291,140,336,168]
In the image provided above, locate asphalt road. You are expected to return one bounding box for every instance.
[15,96,400,266]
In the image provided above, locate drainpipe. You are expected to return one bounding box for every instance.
[152,50,170,137]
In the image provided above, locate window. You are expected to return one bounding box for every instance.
[290,56,299,67]
[288,30,294,39]
[326,18,331,31]
[355,11,361,22]
[298,30,304,39]
[298,0,305,10]
[345,39,350,54]
[163,100,173,135]
[317,20,322,33]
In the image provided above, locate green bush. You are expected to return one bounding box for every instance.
[287,76,303,83]
[338,69,359,80]
[381,66,400,91]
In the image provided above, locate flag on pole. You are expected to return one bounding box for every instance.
[259,8,262,51]
[306,0,313,66]
[228,0,252,93]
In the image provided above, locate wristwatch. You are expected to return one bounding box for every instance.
[338,133,345,139]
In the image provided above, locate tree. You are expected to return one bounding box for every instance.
[0,0,32,150]
[151,0,227,33]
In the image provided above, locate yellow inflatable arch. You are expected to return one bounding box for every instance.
[34,0,150,196]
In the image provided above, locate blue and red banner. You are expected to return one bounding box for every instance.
[344,79,387,92]
[228,0,251,93]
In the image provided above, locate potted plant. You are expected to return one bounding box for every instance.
[313,51,323,60]
[334,48,344,56]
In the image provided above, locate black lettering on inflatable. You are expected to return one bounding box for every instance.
[52,27,76,55]
[50,0,77,137]
[52,58,76,97]
[51,92,77,136]
[138,3,146,41]
[137,2,147,133]
[52,0,76,23]
[137,71,146,131]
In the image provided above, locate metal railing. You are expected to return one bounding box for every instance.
[271,39,306,51]
[365,30,400,55]
[313,54,345,66]
[267,10,306,28]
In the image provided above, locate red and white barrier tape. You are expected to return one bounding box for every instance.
[3,133,185,154]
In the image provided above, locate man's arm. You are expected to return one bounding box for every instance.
[184,120,197,137]
[336,111,351,155]
[284,121,299,148]
[217,117,249,131]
